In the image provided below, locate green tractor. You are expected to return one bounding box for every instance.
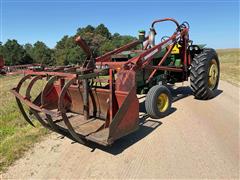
[111,19,220,118]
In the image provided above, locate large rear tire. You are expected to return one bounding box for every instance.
[190,48,220,100]
[145,85,172,119]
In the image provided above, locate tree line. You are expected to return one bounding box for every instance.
[0,24,136,66]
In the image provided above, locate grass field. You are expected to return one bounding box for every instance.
[0,75,48,172]
[217,49,240,86]
[0,48,239,172]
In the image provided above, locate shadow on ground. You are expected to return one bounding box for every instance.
[169,85,223,102]
[89,117,162,155]
[58,86,223,155]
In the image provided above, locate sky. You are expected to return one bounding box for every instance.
[0,0,239,49]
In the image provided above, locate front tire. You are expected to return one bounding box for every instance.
[145,85,172,119]
[190,48,220,100]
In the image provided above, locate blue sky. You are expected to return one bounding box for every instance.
[0,0,239,49]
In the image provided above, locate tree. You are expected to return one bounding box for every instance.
[77,25,95,35]
[20,53,34,64]
[54,36,85,65]
[76,24,111,57]
[31,41,53,65]
[0,24,136,66]
[1,39,25,65]
[20,43,34,64]
[24,43,33,56]
[76,24,136,57]
[111,35,136,48]
[99,40,114,55]
[95,24,111,39]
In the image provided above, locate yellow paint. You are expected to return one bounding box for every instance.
[208,59,218,90]
[171,44,181,54]
[157,93,169,112]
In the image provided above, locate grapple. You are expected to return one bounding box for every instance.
[11,36,140,146]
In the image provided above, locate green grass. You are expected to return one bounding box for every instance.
[217,48,240,86]
[0,75,49,172]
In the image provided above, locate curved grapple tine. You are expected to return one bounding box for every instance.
[15,74,35,127]
[41,76,69,134]
[31,110,53,130]
[59,77,85,144]
[16,74,32,90]
[45,114,72,138]
[25,75,43,100]
[25,75,52,129]
[16,98,35,127]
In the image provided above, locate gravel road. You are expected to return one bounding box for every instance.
[1,80,239,179]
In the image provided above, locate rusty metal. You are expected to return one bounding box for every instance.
[145,65,184,72]
[12,75,35,126]
[75,36,92,58]
[24,75,52,129]
[83,78,90,120]
[146,43,175,83]
[11,18,195,146]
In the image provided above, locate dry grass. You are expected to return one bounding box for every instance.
[217,48,240,86]
[0,75,49,172]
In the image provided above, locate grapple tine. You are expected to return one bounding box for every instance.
[15,98,35,127]
[25,75,51,129]
[58,77,85,144]
[14,74,35,127]
[45,114,69,135]
[31,110,52,130]
[16,74,32,90]
[25,75,43,100]
[41,76,64,133]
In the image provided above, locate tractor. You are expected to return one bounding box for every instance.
[11,18,220,145]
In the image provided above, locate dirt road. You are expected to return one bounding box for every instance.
[1,80,239,179]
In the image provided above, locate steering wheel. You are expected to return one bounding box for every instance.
[161,36,170,42]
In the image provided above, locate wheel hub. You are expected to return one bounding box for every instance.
[208,59,218,90]
[157,93,169,112]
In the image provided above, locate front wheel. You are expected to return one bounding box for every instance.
[145,85,172,119]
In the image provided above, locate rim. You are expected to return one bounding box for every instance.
[157,93,169,112]
[208,59,218,90]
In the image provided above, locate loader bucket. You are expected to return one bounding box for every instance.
[11,69,139,145]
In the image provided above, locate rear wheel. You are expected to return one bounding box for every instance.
[145,85,172,119]
[190,48,220,100]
